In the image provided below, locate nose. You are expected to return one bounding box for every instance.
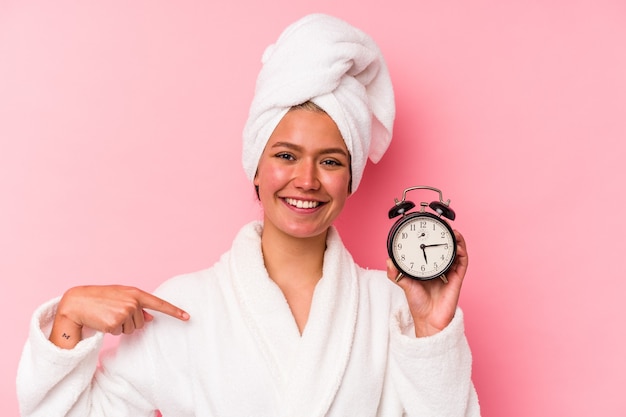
[293,159,320,190]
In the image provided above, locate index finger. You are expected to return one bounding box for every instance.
[138,291,190,321]
[453,230,469,265]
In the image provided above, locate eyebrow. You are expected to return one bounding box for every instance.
[271,141,349,157]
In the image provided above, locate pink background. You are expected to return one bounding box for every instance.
[2,1,625,416]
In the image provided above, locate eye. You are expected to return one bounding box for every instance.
[321,158,343,167]
[275,152,295,161]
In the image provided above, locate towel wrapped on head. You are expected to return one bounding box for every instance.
[242,13,395,192]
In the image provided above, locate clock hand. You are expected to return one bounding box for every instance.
[420,244,428,264]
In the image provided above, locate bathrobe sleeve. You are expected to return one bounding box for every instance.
[16,297,158,417]
[386,306,480,417]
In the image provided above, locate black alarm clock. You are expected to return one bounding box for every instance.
[387,186,457,283]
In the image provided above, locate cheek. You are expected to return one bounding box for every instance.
[324,172,351,198]
[255,162,289,192]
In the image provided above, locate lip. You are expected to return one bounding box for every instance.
[281,197,325,210]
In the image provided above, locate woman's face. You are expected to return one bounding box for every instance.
[254,109,351,240]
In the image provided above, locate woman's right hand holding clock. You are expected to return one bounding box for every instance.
[387,230,469,338]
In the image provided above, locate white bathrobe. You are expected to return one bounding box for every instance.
[17,222,480,417]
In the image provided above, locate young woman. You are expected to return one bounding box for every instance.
[17,14,480,417]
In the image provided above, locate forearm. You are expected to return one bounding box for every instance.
[17,298,104,417]
[19,281,183,415]
[389,308,480,416]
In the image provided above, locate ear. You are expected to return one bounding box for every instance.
[253,172,261,200]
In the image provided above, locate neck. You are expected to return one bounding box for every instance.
[261,224,328,288]
[260,221,329,334]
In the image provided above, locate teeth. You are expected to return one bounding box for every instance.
[285,198,320,209]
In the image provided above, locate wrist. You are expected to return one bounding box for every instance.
[412,321,443,338]
[49,305,84,349]
[411,310,457,338]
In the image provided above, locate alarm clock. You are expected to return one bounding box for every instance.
[387,186,457,283]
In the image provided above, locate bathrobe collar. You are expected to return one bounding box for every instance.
[230,221,359,417]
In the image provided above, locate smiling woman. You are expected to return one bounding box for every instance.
[16,13,480,417]
[254,107,353,333]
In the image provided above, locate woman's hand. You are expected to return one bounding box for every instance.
[387,230,468,338]
[49,285,190,349]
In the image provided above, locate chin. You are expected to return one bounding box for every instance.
[287,225,329,240]
[273,220,331,241]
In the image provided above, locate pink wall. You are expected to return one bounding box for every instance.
[2,1,625,416]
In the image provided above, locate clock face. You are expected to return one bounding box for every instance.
[388,212,457,280]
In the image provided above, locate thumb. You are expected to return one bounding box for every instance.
[143,310,154,322]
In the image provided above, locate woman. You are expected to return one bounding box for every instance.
[17,14,480,417]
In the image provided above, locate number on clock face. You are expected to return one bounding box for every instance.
[391,216,456,279]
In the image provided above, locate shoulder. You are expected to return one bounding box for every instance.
[148,221,264,317]
[152,251,234,312]
[154,267,217,295]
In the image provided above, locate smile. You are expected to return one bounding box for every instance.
[284,198,321,209]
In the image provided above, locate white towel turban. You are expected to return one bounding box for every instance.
[242,13,395,192]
